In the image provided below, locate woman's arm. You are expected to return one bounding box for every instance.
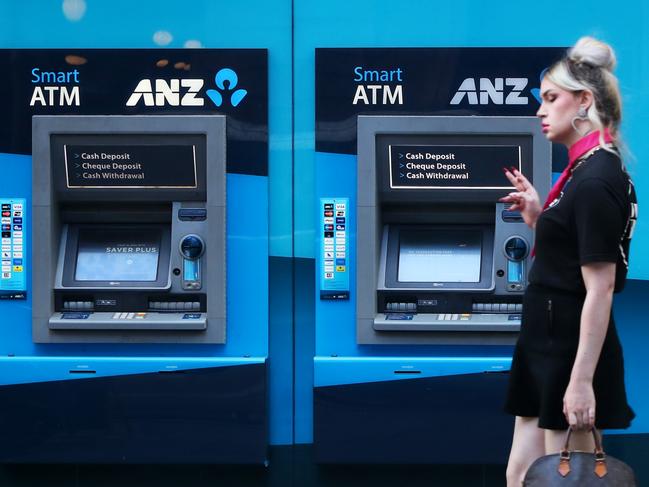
[563,261,616,429]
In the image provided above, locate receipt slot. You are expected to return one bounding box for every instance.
[356,116,551,345]
[32,115,226,344]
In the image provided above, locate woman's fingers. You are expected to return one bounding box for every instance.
[588,408,596,428]
[504,168,526,192]
[510,168,533,191]
[566,407,595,430]
[500,192,533,214]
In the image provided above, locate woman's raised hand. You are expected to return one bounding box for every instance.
[499,167,542,229]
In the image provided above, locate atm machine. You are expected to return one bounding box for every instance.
[314,116,551,463]
[0,115,268,464]
[32,115,225,343]
[357,116,550,345]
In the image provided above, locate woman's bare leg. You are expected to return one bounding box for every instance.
[506,416,546,487]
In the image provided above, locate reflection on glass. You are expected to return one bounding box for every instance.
[75,229,160,281]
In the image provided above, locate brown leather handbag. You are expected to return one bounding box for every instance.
[523,428,636,486]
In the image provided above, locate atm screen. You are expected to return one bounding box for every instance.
[75,228,161,281]
[383,224,494,290]
[398,230,482,283]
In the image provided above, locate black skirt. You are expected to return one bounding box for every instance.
[504,284,635,430]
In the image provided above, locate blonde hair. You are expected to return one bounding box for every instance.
[545,37,622,150]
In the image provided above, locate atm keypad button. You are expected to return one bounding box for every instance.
[451,314,458,320]
[507,303,516,312]
[398,303,406,311]
[483,303,491,312]
[476,303,484,312]
[126,313,135,319]
[191,302,200,310]
[113,313,121,320]
[407,303,416,311]
[118,312,128,319]
[515,304,523,312]
[437,314,445,321]
[184,302,192,310]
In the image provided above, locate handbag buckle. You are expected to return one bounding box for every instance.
[558,450,571,477]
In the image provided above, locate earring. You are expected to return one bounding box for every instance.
[571,106,590,136]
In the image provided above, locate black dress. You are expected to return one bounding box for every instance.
[504,148,637,430]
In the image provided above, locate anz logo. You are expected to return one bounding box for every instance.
[126,68,247,108]
[450,78,529,105]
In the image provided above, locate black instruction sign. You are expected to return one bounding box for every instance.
[389,145,520,189]
[65,145,197,188]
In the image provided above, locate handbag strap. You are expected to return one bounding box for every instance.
[558,428,607,478]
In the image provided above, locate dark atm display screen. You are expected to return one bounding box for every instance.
[398,230,482,283]
[75,229,161,282]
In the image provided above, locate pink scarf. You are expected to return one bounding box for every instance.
[542,129,614,210]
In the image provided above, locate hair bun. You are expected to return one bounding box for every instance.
[568,36,616,71]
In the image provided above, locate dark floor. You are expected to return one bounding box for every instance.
[0,437,646,487]
[0,462,506,487]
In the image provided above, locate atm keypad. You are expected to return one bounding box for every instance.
[149,301,201,311]
[63,301,93,310]
[472,302,522,313]
[386,302,416,312]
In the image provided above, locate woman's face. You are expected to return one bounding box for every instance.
[536,78,582,145]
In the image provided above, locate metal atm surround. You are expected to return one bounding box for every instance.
[357,116,551,345]
[32,115,226,344]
